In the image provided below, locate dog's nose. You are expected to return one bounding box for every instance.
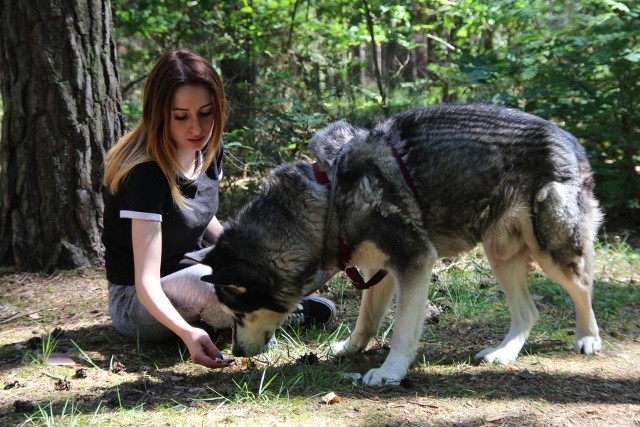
[232,343,245,357]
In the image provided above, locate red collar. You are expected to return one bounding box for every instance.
[312,137,423,290]
[313,163,387,290]
[312,162,330,186]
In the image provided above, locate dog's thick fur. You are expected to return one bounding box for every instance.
[201,104,603,386]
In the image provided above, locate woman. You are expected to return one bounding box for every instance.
[102,49,335,368]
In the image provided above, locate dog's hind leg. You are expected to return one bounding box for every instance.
[531,181,602,355]
[475,238,538,364]
[534,249,601,355]
[361,254,436,386]
[332,270,396,356]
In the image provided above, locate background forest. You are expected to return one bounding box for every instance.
[0,0,638,272]
[113,0,639,221]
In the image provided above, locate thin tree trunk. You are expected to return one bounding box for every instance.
[0,0,123,271]
[362,0,388,115]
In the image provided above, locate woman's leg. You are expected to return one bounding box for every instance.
[108,264,233,342]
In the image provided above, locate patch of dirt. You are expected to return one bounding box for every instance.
[0,266,639,426]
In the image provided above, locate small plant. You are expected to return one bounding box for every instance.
[116,385,123,410]
[199,386,231,405]
[71,340,103,370]
[232,379,256,403]
[21,399,80,427]
[379,319,394,345]
[39,330,58,363]
[22,330,58,365]
[229,372,278,402]
[324,323,352,357]
[177,342,191,364]
[257,368,278,399]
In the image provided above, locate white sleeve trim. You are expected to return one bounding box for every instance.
[120,210,162,222]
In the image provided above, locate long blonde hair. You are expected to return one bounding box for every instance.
[104,49,227,208]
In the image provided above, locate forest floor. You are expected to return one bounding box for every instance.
[0,225,639,426]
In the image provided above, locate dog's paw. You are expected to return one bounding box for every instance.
[574,335,602,355]
[331,337,363,356]
[473,347,518,365]
[362,368,402,386]
[331,340,349,356]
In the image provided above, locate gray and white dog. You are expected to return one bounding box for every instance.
[201,103,603,386]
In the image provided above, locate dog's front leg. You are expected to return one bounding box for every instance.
[332,271,395,356]
[363,257,436,386]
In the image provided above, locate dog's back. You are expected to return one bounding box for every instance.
[336,104,601,264]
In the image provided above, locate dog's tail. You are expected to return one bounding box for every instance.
[532,134,603,270]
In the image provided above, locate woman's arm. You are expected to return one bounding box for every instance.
[131,218,225,368]
[203,215,224,245]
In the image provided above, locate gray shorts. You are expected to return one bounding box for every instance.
[108,263,233,342]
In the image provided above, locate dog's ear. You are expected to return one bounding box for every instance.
[202,266,251,310]
[201,265,244,286]
[310,120,366,171]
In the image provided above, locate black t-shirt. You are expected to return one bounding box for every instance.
[102,147,222,285]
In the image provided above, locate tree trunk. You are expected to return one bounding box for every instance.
[362,0,388,115]
[219,2,256,132]
[220,56,256,131]
[0,0,123,271]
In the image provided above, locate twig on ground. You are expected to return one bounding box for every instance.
[42,371,66,381]
[0,308,52,325]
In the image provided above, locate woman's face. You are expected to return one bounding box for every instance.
[170,84,215,155]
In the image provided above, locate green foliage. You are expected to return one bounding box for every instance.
[451,0,640,213]
[112,0,639,217]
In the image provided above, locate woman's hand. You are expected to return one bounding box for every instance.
[131,219,230,369]
[182,326,230,369]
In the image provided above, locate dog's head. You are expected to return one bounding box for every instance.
[199,165,331,356]
[200,232,304,357]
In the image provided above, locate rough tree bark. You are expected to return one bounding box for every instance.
[0,0,123,271]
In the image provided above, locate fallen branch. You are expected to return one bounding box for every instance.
[0,308,52,325]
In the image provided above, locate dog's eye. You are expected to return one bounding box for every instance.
[233,312,246,327]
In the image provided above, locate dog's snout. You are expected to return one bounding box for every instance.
[232,343,246,357]
[231,338,271,357]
